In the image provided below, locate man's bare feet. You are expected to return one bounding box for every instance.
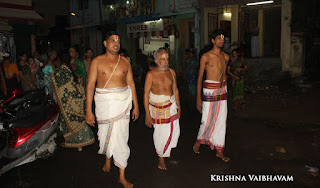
[193,142,200,154]
[158,157,167,170]
[216,152,230,162]
[102,158,111,172]
[119,168,133,188]
[118,178,133,188]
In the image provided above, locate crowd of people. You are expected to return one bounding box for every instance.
[0,29,248,188]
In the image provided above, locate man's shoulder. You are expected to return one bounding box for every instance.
[169,68,176,74]
[222,52,230,61]
[93,54,106,61]
[92,55,107,64]
[120,56,130,65]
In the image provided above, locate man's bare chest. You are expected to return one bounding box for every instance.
[152,73,173,87]
[97,63,128,78]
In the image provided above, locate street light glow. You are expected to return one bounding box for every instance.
[246,1,274,6]
[71,12,76,16]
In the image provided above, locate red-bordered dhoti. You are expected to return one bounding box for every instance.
[149,92,180,157]
[196,80,228,153]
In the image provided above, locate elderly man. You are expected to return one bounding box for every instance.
[86,31,139,188]
[144,48,181,170]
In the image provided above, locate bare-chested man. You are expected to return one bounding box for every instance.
[193,29,230,162]
[144,49,181,170]
[86,31,139,188]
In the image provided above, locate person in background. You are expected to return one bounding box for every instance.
[119,48,131,62]
[41,57,55,96]
[0,52,20,95]
[83,48,94,74]
[69,47,87,86]
[227,49,247,109]
[185,49,197,96]
[28,57,38,87]
[136,49,148,85]
[17,52,36,92]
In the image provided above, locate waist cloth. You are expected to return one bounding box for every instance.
[95,86,132,169]
[149,91,180,157]
[196,80,228,153]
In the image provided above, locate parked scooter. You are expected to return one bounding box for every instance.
[0,90,59,176]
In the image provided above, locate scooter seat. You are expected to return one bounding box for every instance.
[7,90,46,108]
[4,105,52,128]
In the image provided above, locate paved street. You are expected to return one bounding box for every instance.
[1,60,320,188]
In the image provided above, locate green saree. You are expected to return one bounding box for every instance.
[229,58,246,105]
[51,65,94,148]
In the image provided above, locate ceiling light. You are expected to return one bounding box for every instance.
[247,1,274,6]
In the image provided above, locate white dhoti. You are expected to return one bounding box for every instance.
[94,86,132,169]
[149,92,180,157]
[196,80,228,153]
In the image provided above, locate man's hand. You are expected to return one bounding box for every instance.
[132,107,139,122]
[145,114,153,128]
[196,99,202,113]
[86,112,96,127]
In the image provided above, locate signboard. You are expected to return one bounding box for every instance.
[127,19,164,34]
[169,0,195,12]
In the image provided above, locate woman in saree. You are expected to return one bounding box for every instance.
[51,60,94,151]
[69,47,87,87]
[227,49,248,109]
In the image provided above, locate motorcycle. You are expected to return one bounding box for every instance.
[0,90,59,176]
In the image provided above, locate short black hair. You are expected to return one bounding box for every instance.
[105,31,120,41]
[232,49,239,54]
[85,48,93,53]
[209,29,225,42]
[19,51,27,57]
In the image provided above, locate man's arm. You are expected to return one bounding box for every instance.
[125,59,139,122]
[144,71,153,128]
[196,55,207,113]
[85,58,98,126]
[172,69,181,118]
